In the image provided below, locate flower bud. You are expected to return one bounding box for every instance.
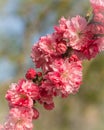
[56,43,67,55]
[25,68,36,80]
[32,108,39,120]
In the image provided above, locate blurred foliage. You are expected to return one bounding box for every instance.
[0,0,104,130]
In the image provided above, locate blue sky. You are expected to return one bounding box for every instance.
[0,0,24,82]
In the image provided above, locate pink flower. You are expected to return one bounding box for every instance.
[67,15,89,50]
[54,15,103,60]
[87,12,104,34]
[89,0,104,33]
[6,83,33,108]
[90,0,104,13]
[4,107,33,130]
[54,16,89,50]
[38,34,57,55]
[87,21,104,34]
[46,57,82,96]
[55,16,94,52]
[81,40,99,60]
[6,79,40,108]
[31,43,53,72]
[31,34,68,73]
[20,80,40,100]
[73,44,99,60]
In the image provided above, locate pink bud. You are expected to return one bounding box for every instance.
[56,43,67,55]
[25,68,36,80]
[32,108,39,120]
[69,54,79,62]
[44,102,54,110]
[37,72,42,77]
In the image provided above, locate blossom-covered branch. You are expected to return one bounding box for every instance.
[1,0,104,129]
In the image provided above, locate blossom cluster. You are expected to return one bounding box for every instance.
[1,0,104,129]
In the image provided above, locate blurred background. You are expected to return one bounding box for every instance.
[0,0,104,130]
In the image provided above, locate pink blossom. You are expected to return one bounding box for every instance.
[46,57,82,96]
[90,0,104,13]
[31,43,53,72]
[87,12,104,34]
[87,21,104,34]
[54,16,91,51]
[3,1,104,129]
[31,34,68,73]
[31,43,43,68]
[89,0,104,34]
[54,15,103,60]
[4,107,33,130]
[6,83,33,108]
[38,34,57,55]
[67,15,89,50]
[73,42,99,60]
[6,79,40,108]
[19,80,40,100]
[81,40,99,60]
[69,15,87,35]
